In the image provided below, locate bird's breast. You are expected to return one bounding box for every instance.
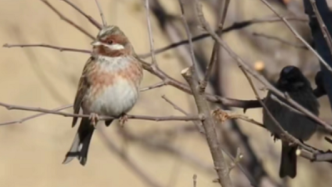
[85,77,139,116]
[263,91,319,140]
[82,56,142,116]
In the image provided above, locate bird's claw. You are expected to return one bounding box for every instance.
[89,113,99,128]
[271,133,279,142]
[119,114,128,127]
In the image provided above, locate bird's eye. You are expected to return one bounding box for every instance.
[107,40,114,44]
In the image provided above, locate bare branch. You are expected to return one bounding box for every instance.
[252,32,307,49]
[95,0,107,26]
[137,16,307,58]
[0,105,72,126]
[182,67,233,187]
[178,3,232,185]
[3,42,261,109]
[61,0,102,29]
[0,102,203,122]
[228,148,243,172]
[161,95,188,115]
[162,95,205,134]
[193,0,332,133]
[178,0,199,77]
[260,0,332,72]
[3,43,91,54]
[200,0,230,92]
[140,82,167,92]
[144,0,158,66]
[309,0,332,59]
[212,109,264,129]
[41,0,95,40]
[192,0,332,168]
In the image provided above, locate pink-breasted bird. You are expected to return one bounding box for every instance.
[63,25,143,166]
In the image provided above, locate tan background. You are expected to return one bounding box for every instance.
[0,0,331,187]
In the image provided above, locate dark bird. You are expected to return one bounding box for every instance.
[263,66,319,178]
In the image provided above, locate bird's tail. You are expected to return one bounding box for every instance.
[279,142,297,178]
[63,117,95,166]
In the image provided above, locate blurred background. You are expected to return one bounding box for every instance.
[0,0,332,187]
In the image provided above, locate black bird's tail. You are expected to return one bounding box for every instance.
[63,117,95,166]
[279,142,297,178]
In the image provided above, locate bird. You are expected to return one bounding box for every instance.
[63,25,143,166]
[263,66,319,178]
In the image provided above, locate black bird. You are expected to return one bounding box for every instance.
[263,66,319,178]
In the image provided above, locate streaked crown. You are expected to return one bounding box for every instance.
[97,25,124,40]
[92,25,134,57]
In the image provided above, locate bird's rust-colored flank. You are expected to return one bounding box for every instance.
[87,57,142,100]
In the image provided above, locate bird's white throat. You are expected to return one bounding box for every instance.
[97,55,131,72]
[105,43,125,50]
[92,41,125,51]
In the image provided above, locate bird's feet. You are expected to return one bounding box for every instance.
[119,114,128,127]
[89,113,99,128]
[271,133,280,142]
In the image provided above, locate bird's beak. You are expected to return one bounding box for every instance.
[91,41,102,46]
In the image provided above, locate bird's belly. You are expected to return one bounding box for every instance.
[263,100,317,140]
[85,79,138,117]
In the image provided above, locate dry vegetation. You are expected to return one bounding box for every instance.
[1,0,332,187]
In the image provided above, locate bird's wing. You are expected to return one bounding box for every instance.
[72,57,96,127]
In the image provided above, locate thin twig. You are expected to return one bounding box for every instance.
[179,4,233,185]
[41,0,95,40]
[176,1,332,163]
[140,82,167,92]
[0,102,203,122]
[182,67,233,187]
[162,95,205,134]
[178,0,200,78]
[212,109,265,129]
[194,1,332,133]
[309,0,332,60]
[200,0,230,92]
[95,0,107,26]
[228,148,243,172]
[3,42,261,109]
[252,32,307,49]
[194,0,332,165]
[61,0,102,29]
[3,43,91,54]
[260,0,332,72]
[162,95,188,115]
[144,0,158,66]
[137,16,307,58]
[0,105,72,126]
[137,58,262,109]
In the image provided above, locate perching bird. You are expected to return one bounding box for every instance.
[63,25,143,166]
[263,66,319,178]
